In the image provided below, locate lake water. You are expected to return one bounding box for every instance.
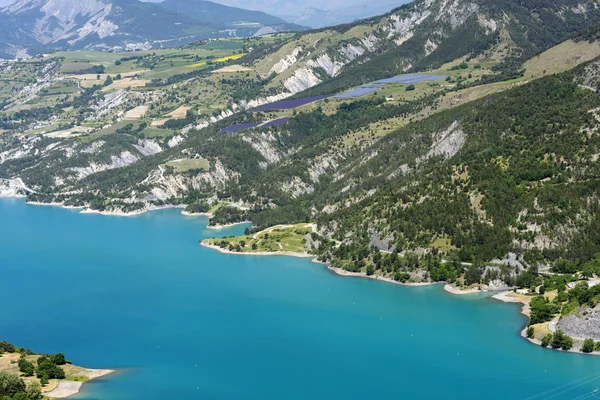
[1,199,600,400]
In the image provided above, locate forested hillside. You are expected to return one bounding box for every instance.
[2,0,600,287]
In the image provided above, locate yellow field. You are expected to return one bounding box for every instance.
[189,54,246,68]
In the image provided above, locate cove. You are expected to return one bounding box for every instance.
[1,199,600,400]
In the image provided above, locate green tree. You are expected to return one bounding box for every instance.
[26,382,42,400]
[0,372,26,397]
[464,263,481,285]
[526,327,535,339]
[36,359,65,379]
[582,338,595,353]
[541,334,552,348]
[551,330,574,350]
[12,392,30,400]
[49,353,66,365]
[18,358,34,377]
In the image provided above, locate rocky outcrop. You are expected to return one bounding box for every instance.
[133,140,162,157]
[557,304,600,340]
[423,121,466,160]
[143,160,236,201]
[0,179,27,197]
[68,151,139,180]
[269,46,303,75]
[283,67,322,94]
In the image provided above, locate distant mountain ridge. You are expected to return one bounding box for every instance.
[158,0,294,27]
[0,0,306,58]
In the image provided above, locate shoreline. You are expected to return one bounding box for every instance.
[491,290,600,356]
[206,221,250,230]
[25,200,195,218]
[44,369,115,398]
[181,210,213,218]
[201,241,442,287]
[443,284,494,295]
[13,197,600,357]
[200,241,313,258]
[326,265,438,287]
[79,204,187,217]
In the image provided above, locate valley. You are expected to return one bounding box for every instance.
[2,0,600,362]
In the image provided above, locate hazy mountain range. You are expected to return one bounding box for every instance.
[185,0,410,27]
[0,0,306,58]
[0,0,410,27]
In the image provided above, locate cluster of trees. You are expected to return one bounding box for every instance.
[541,330,574,351]
[0,342,65,400]
[529,295,561,325]
[71,65,105,75]
[0,373,42,400]
[581,338,600,353]
[210,206,247,226]
[35,354,66,380]
[184,202,210,214]
[16,353,66,381]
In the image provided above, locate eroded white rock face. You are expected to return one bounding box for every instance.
[281,176,314,198]
[69,151,139,180]
[269,46,303,75]
[89,90,128,120]
[425,121,466,160]
[134,140,162,157]
[6,0,118,45]
[0,179,27,198]
[241,133,282,166]
[143,160,236,201]
[238,92,291,110]
[81,141,105,154]
[168,135,185,148]
[307,54,343,77]
[284,67,321,93]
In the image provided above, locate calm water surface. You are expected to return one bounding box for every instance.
[1,199,600,400]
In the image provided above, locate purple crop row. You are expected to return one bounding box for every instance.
[252,94,333,112]
[218,118,290,134]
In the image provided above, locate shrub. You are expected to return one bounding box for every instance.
[18,358,34,377]
[36,359,65,379]
[529,296,559,325]
[582,338,595,353]
[541,334,552,347]
[0,372,26,397]
[49,353,66,366]
[551,330,574,350]
[526,327,535,339]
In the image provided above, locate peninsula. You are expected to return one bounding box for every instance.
[0,341,113,399]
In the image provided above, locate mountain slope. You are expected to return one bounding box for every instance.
[158,0,303,31]
[239,0,600,97]
[1,0,600,279]
[0,0,305,58]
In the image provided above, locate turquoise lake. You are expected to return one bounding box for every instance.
[2,199,600,399]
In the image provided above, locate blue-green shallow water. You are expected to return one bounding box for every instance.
[2,199,600,400]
